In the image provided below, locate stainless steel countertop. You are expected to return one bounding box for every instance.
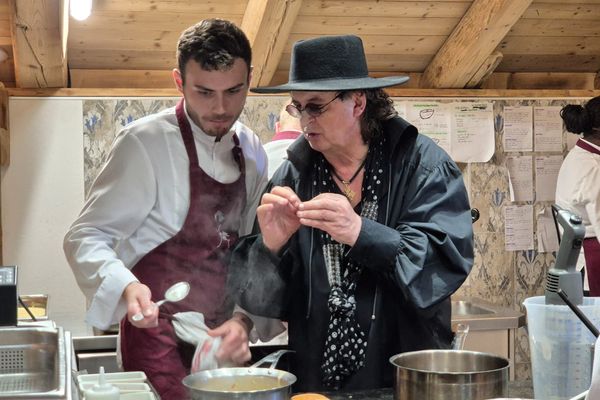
[451,297,526,331]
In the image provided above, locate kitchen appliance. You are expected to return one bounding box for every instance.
[389,350,509,400]
[182,350,296,400]
[0,265,17,326]
[545,205,586,305]
[524,296,600,399]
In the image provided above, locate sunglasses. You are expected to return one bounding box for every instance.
[286,93,342,119]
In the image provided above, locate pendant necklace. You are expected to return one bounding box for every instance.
[331,158,367,201]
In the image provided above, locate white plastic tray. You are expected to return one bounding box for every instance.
[79,381,151,393]
[77,371,147,385]
[119,392,156,400]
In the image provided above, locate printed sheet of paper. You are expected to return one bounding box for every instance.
[394,100,407,120]
[503,106,533,152]
[534,106,563,152]
[405,102,451,155]
[535,155,563,201]
[506,156,533,202]
[537,207,560,253]
[451,102,495,162]
[505,205,534,251]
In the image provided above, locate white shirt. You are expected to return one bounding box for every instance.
[64,104,268,330]
[264,139,295,179]
[555,139,600,241]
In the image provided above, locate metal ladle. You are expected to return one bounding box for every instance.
[131,281,190,322]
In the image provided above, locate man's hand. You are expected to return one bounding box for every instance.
[297,193,362,246]
[122,281,158,328]
[257,186,302,253]
[208,313,252,365]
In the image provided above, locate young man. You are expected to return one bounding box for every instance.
[64,19,267,398]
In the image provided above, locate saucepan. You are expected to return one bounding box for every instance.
[182,350,296,400]
[390,349,509,400]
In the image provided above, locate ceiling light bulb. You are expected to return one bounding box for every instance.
[70,0,92,21]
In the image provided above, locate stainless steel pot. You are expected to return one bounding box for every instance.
[390,350,509,400]
[182,350,296,400]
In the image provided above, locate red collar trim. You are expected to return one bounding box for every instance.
[272,130,302,141]
[576,139,600,155]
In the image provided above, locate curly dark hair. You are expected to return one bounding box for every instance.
[560,96,600,139]
[176,19,252,84]
[339,89,398,143]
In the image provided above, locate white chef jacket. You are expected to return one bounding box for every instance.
[64,104,268,330]
[555,138,600,241]
[264,139,295,179]
[555,139,600,285]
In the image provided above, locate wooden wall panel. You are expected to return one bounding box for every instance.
[301,0,471,17]
[499,36,600,55]
[95,0,248,13]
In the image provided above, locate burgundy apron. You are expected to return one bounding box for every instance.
[575,139,600,295]
[120,99,246,399]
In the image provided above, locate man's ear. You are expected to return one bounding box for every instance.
[352,91,367,117]
[172,69,183,93]
[247,65,253,87]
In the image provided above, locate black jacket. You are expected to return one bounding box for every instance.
[231,116,474,392]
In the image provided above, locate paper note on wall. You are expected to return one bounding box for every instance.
[506,156,533,202]
[535,155,563,201]
[537,206,560,253]
[505,205,534,251]
[534,106,563,152]
[451,102,495,162]
[405,102,451,155]
[503,106,533,152]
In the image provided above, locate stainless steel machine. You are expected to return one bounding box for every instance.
[545,205,586,305]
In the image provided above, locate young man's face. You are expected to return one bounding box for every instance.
[173,58,251,138]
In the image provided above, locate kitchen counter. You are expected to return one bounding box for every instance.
[319,380,534,399]
[451,297,525,331]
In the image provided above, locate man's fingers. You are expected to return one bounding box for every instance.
[208,325,229,338]
[297,209,336,222]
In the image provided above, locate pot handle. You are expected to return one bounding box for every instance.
[251,349,294,370]
[451,323,469,350]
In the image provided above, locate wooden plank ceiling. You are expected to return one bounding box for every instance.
[0,0,598,90]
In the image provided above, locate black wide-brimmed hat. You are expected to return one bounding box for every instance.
[250,35,409,93]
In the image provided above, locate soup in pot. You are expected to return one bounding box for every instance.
[195,375,286,392]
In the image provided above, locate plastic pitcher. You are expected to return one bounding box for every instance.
[524,296,600,399]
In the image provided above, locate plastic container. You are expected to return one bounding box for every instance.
[524,296,600,399]
[83,366,120,400]
[77,370,147,386]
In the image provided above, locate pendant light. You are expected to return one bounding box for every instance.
[70,0,92,21]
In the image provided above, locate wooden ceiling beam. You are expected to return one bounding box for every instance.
[8,0,68,88]
[70,69,174,89]
[466,51,503,88]
[421,0,533,89]
[241,0,302,87]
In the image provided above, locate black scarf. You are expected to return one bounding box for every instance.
[315,135,385,389]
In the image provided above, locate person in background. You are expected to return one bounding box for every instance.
[264,102,303,178]
[230,35,474,392]
[64,19,268,399]
[556,96,600,296]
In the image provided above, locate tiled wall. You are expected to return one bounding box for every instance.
[82,96,588,380]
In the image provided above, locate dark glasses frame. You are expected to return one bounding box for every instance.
[286,92,343,119]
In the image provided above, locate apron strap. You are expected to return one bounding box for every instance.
[576,139,600,156]
[175,98,200,166]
